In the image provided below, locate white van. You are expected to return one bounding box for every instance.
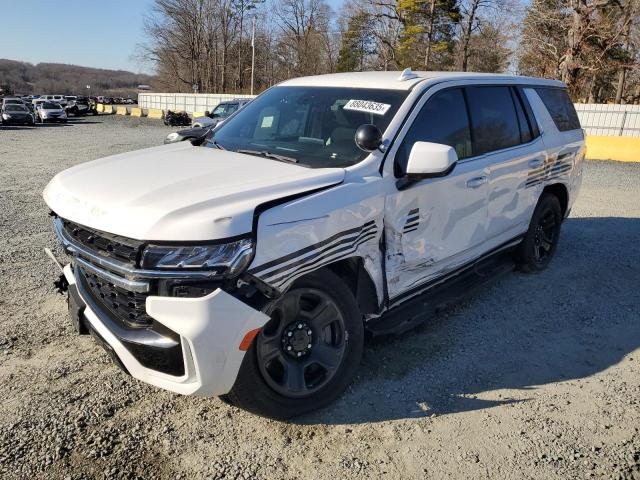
[44,70,585,419]
[40,94,67,107]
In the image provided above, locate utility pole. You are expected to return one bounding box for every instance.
[251,15,256,96]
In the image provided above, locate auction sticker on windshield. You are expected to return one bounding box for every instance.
[343,99,391,116]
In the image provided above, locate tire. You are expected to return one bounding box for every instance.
[516,193,563,273]
[223,268,364,420]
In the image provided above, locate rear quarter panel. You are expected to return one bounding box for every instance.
[525,88,586,212]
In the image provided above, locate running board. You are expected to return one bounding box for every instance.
[366,252,516,337]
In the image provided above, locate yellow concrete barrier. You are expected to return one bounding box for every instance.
[96,103,105,113]
[103,105,115,114]
[192,111,206,118]
[116,106,129,115]
[147,108,163,119]
[586,136,640,163]
[130,107,144,117]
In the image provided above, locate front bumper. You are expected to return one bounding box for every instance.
[62,262,269,396]
[2,116,33,124]
[42,117,67,122]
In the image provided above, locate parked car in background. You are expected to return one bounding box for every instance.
[2,97,25,107]
[32,99,45,111]
[1,102,36,125]
[66,96,91,116]
[23,101,36,114]
[36,101,67,123]
[191,98,251,128]
[164,125,213,145]
[87,98,99,115]
[124,97,136,105]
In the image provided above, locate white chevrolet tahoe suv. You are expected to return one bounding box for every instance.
[44,71,585,419]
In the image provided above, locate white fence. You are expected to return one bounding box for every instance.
[138,92,255,113]
[574,103,640,137]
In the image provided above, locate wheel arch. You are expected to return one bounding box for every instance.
[320,256,381,318]
[542,182,569,218]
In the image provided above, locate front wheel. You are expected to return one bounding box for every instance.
[223,269,364,419]
[516,193,563,273]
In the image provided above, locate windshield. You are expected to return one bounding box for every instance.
[6,105,28,112]
[206,86,408,168]
[211,105,226,116]
[43,102,61,109]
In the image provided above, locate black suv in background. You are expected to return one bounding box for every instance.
[66,96,91,116]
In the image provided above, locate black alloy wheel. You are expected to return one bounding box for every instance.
[533,208,557,266]
[223,268,364,419]
[517,193,562,272]
[256,288,347,398]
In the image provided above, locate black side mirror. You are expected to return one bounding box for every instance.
[355,124,383,152]
[191,127,214,146]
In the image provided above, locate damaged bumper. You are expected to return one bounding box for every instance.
[60,261,269,397]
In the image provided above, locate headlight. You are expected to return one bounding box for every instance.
[141,238,254,276]
[165,132,181,143]
[2,114,10,119]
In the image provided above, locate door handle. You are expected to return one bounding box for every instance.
[466,176,488,189]
[528,159,544,169]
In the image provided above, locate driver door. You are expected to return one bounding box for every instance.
[384,87,491,301]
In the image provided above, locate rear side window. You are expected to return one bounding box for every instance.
[396,88,472,175]
[465,86,521,155]
[535,87,580,131]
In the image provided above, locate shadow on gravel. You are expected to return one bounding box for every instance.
[66,119,103,124]
[34,123,75,128]
[0,126,37,131]
[301,216,640,425]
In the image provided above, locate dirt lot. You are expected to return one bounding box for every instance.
[0,115,639,479]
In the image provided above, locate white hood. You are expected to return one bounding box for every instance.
[43,142,345,241]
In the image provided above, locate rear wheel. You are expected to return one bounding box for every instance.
[223,269,364,419]
[516,193,562,272]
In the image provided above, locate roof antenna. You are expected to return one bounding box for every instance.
[398,68,419,81]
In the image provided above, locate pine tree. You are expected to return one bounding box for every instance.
[337,11,375,72]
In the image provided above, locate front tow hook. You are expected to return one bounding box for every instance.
[45,247,68,294]
[54,274,69,295]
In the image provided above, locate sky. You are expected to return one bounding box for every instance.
[0,0,345,74]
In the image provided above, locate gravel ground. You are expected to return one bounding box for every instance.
[0,115,639,479]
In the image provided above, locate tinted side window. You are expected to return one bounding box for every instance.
[510,88,532,144]
[396,88,472,175]
[535,87,580,131]
[466,86,521,155]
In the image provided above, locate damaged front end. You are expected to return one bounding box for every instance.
[46,215,272,396]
